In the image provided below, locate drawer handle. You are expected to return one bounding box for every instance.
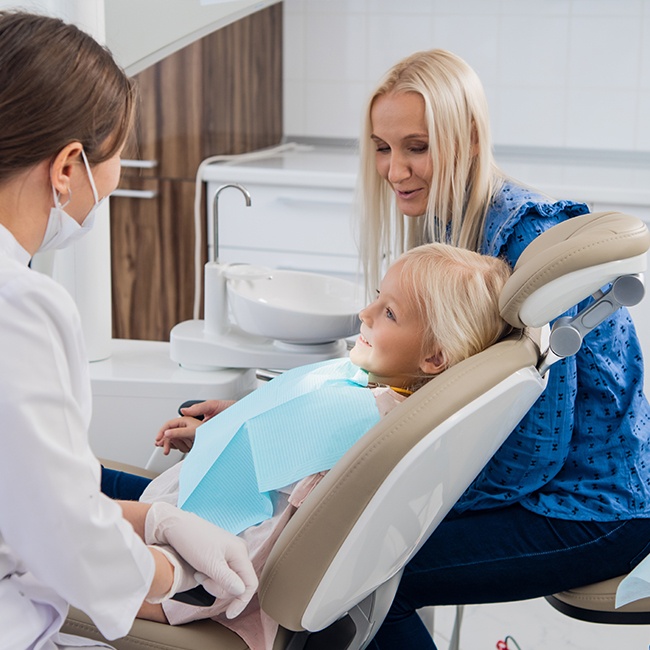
[275,196,351,208]
[111,189,158,199]
[120,159,158,169]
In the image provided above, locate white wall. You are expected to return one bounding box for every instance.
[283,0,650,152]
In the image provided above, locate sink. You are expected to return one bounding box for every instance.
[225,267,364,344]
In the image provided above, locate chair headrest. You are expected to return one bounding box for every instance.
[499,212,650,328]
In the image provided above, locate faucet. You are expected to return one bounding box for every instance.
[211,183,252,263]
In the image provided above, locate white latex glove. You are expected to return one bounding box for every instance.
[144,501,258,618]
[145,544,197,604]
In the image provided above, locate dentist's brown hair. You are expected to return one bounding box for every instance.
[0,10,135,182]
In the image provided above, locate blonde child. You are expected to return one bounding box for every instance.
[136,242,511,650]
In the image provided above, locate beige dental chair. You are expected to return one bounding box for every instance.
[62,211,650,649]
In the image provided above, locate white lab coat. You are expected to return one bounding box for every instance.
[0,224,154,649]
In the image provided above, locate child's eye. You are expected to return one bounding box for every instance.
[385,308,395,321]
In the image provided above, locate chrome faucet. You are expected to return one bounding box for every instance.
[212,183,252,263]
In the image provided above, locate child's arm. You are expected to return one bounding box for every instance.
[154,400,236,455]
[180,399,236,423]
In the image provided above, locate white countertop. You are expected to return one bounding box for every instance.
[496,153,650,209]
[201,143,650,210]
[201,144,359,189]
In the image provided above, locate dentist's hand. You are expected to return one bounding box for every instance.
[144,501,258,618]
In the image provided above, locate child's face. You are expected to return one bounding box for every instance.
[349,260,441,389]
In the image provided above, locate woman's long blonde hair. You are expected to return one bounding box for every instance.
[358,49,504,295]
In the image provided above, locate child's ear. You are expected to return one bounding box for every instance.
[420,350,447,375]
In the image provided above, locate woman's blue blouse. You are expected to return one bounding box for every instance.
[453,180,650,521]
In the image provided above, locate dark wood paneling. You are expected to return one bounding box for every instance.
[112,4,283,341]
[111,178,198,342]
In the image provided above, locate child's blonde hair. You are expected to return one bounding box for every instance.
[398,243,512,389]
[358,49,505,294]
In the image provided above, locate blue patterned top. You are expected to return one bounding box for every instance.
[453,180,650,521]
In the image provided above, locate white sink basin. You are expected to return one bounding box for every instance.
[225,267,363,344]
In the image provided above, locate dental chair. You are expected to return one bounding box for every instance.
[62,211,650,649]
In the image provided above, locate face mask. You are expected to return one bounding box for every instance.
[38,149,106,252]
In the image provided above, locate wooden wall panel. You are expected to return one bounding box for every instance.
[111,4,283,341]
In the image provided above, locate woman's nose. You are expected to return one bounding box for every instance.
[387,152,411,184]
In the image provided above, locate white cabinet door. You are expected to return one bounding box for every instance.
[105,0,280,74]
[208,181,361,282]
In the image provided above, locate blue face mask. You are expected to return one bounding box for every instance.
[38,149,106,253]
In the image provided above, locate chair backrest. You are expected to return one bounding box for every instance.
[259,212,650,636]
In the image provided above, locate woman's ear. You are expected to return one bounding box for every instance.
[50,141,83,196]
[420,350,447,376]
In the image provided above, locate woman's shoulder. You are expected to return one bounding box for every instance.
[482,179,590,264]
[0,255,78,323]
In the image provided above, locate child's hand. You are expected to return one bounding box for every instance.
[155,416,202,455]
[154,400,235,455]
[180,399,236,423]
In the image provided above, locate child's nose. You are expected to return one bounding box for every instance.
[358,305,370,324]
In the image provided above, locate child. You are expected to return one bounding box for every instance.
[137,242,512,648]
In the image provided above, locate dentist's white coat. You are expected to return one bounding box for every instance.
[0,224,154,649]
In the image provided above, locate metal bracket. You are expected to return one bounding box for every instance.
[538,273,645,375]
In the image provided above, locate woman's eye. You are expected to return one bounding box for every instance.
[375,145,390,154]
[410,144,428,154]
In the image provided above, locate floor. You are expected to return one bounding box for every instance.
[428,598,650,650]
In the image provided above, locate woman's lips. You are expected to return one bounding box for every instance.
[395,187,423,200]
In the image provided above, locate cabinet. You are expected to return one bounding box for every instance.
[202,145,360,282]
[109,3,283,342]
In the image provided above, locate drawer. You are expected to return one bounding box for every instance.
[207,181,358,264]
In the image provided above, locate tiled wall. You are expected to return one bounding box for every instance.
[283,0,650,152]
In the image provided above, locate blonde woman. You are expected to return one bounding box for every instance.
[357,50,650,650]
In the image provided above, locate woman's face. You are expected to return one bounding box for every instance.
[350,259,431,389]
[370,91,433,217]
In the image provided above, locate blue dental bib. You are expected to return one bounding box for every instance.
[178,358,381,534]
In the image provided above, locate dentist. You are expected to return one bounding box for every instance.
[0,11,257,649]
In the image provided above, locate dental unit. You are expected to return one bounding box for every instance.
[170,182,363,371]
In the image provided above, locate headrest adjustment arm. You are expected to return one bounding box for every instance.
[540,273,645,370]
